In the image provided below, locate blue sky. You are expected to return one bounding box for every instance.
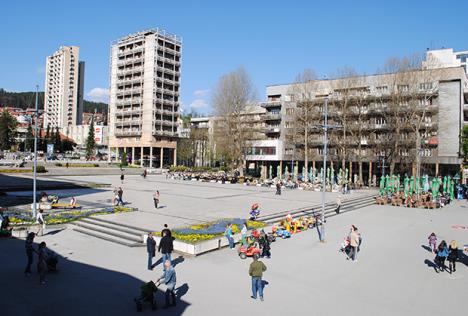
[1,0,467,114]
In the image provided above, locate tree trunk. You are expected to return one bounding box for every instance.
[304,126,308,182]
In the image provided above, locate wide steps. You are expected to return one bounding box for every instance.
[70,216,147,247]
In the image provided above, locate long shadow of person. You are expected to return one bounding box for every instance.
[176,283,189,299]
[421,245,433,253]
[172,255,185,267]
[424,259,439,273]
[152,257,163,269]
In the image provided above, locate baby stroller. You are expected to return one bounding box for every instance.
[134,281,158,311]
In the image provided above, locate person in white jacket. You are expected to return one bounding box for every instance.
[36,209,45,236]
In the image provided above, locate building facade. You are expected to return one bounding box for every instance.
[44,46,84,129]
[108,29,181,167]
[244,67,466,182]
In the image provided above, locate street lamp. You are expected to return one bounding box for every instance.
[32,85,39,219]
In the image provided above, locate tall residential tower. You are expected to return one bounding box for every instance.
[108,29,182,167]
[44,46,84,129]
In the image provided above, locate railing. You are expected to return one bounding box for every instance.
[264,113,281,120]
[260,101,282,107]
[114,130,142,137]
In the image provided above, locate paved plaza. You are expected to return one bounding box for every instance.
[1,174,467,316]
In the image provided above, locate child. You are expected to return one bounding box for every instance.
[428,233,437,253]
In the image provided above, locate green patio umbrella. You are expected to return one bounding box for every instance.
[431,178,438,199]
[276,165,281,179]
[269,165,273,179]
[443,176,448,194]
[284,166,290,180]
[396,174,401,192]
[309,166,314,182]
[320,168,324,183]
[410,176,415,195]
[388,175,393,193]
[449,179,455,200]
[385,175,390,194]
[423,174,430,192]
[404,176,410,198]
[379,175,385,196]
[302,166,306,181]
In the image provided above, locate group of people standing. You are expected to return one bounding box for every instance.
[24,232,55,285]
[428,233,459,274]
[146,225,178,308]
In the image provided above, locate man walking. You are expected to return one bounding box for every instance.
[24,232,35,276]
[161,224,171,237]
[158,230,174,270]
[348,225,360,262]
[117,187,124,206]
[249,256,267,301]
[146,233,156,270]
[156,260,177,308]
[275,181,282,195]
[153,190,160,209]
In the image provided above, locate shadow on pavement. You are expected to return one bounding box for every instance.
[176,283,189,299]
[421,245,433,253]
[1,237,190,316]
[173,255,185,267]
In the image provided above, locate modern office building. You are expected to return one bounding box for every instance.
[243,66,467,183]
[423,48,468,75]
[44,46,84,129]
[108,29,182,167]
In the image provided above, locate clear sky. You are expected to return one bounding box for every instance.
[1,0,467,114]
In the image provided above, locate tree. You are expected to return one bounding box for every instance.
[211,67,256,175]
[288,69,319,182]
[86,117,96,158]
[462,125,468,163]
[54,126,62,153]
[0,109,17,150]
[24,123,34,152]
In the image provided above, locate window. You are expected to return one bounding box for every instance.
[247,147,276,156]
[399,100,409,107]
[419,98,431,106]
[419,82,433,90]
[398,85,409,92]
[376,86,388,94]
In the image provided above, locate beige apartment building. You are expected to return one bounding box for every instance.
[108,29,182,167]
[44,46,84,129]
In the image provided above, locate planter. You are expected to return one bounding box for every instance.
[12,227,29,238]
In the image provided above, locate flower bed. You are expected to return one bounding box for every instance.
[0,169,31,173]
[5,206,135,226]
[155,218,266,244]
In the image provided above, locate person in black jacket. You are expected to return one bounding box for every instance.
[146,233,156,270]
[158,230,174,271]
[448,240,459,274]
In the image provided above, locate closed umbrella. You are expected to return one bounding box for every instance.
[404,176,410,198]
[385,175,390,194]
[276,165,281,179]
[442,176,447,194]
[379,175,385,196]
[269,165,273,179]
[423,175,430,192]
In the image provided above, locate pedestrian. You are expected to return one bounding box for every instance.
[249,256,267,301]
[37,241,48,285]
[143,169,147,179]
[146,232,156,270]
[348,225,360,262]
[224,223,234,249]
[434,240,449,273]
[158,230,174,270]
[428,232,437,253]
[259,230,271,258]
[117,187,124,206]
[275,182,281,195]
[36,209,45,236]
[241,222,248,246]
[120,172,124,184]
[24,232,35,276]
[335,196,341,214]
[447,240,458,274]
[156,260,177,308]
[153,190,160,209]
[161,224,171,237]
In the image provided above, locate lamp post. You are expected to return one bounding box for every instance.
[32,85,39,218]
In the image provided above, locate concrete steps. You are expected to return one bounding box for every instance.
[258,194,376,224]
[70,216,148,247]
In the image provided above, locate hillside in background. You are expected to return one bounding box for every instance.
[0,89,107,113]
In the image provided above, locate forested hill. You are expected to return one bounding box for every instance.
[0,89,108,113]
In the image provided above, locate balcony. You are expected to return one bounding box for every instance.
[117,66,143,75]
[116,98,142,106]
[264,112,281,120]
[264,127,281,134]
[116,109,142,116]
[114,130,142,137]
[260,101,282,108]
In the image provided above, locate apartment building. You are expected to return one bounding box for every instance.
[245,66,466,183]
[108,29,181,167]
[44,46,84,129]
[423,48,468,75]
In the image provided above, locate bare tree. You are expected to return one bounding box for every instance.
[288,69,319,182]
[211,67,257,175]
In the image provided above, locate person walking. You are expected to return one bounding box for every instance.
[348,225,360,262]
[37,241,48,285]
[224,223,234,249]
[434,240,449,273]
[275,182,281,195]
[161,224,171,237]
[335,196,341,214]
[259,230,271,258]
[36,209,45,236]
[153,190,160,209]
[117,187,124,206]
[428,232,437,253]
[120,172,124,184]
[158,230,174,270]
[24,232,35,276]
[156,260,177,308]
[241,222,248,246]
[249,256,267,301]
[447,240,459,274]
[146,233,156,270]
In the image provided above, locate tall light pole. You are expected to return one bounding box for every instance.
[32,85,39,218]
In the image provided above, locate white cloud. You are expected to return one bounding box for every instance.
[87,88,109,103]
[190,99,208,109]
[193,89,209,98]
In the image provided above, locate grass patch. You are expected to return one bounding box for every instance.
[0,169,31,173]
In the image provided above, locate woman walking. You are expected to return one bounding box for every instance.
[434,240,449,273]
[153,190,160,209]
[224,223,234,249]
[447,240,458,274]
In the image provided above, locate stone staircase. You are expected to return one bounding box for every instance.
[70,217,148,247]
